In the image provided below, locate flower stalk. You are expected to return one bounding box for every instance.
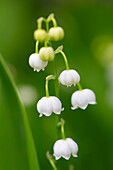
[47,13,57,27]
[53,60,59,98]
[55,50,70,70]
[45,20,49,32]
[37,17,44,29]
[46,151,57,170]
[58,118,66,140]
[45,75,55,97]
[77,82,82,90]
[50,17,57,27]
[35,41,39,54]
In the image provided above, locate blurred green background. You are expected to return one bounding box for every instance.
[1,0,113,169]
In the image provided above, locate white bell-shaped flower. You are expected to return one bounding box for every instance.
[29,53,48,72]
[53,138,78,160]
[37,96,64,117]
[71,89,96,110]
[59,69,80,87]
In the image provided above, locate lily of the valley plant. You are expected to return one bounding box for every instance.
[29,13,96,170]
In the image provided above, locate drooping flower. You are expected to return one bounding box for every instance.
[59,69,80,87]
[53,138,78,160]
[34,29,47,42]
[39,47,55,61]
[48,27,64,41]
[29,53,48,72]
[37,96,64,117]
[71,89,96,110]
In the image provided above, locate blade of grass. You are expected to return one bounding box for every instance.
[0,55,40,170]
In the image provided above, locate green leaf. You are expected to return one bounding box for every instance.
[0,55,40,170]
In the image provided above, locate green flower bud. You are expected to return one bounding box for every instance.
[48,27,64,41]
[34,29,47,42]
[39,47,55,61]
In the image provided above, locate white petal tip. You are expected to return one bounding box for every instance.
[80,105,88,110]
[73,154,78,158]
[89,101,97,105]
[43,112,51,117]
[61,107,64,111]
[56,157,60,160]
[63,156,70,160]
[53,154,61,160]
[71,106,78,110]
[74,105,88,110]
[39,114,42,117]
[54,112,61,115]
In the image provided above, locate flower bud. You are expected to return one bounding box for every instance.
[48,27,64,41]
[39,47,55,61]
[34,29,47,42]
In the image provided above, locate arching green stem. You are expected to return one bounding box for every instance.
[35,41,39,53]
[45,75,55,97]
[37,17,44,29]
[58,118,66,140]
[55,50,70,70]
[50,17,57,27]
[37,17,46,29]
[37,17,50,33]
[46,151,57,170]
[77,82,82,91]
[47,15,57,27]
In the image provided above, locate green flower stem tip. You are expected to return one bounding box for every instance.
[46,151,57,170]
[37,17,45,29]
[58,118,66,140]
[47,13,57,27]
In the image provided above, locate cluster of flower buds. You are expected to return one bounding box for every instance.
[29,14,65,71]
[28,14,96,169]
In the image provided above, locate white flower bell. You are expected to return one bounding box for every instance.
[71,89,96,110]
[59,69,80,87]
[29,53,48,72]
[53,138,78,160]
[37,96,64,117]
